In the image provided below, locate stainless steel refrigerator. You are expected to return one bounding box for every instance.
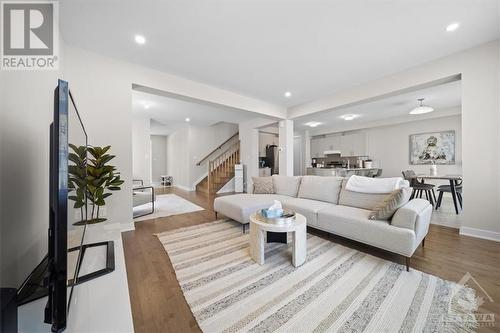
[266,144,279,175]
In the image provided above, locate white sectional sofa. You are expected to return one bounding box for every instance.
[213,175,432,270]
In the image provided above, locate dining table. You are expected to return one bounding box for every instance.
[412,174,463,214]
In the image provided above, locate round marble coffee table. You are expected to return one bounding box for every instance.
[249,212,307,267]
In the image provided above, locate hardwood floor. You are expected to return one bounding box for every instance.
[122,187,500,332]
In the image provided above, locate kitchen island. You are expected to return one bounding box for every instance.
[306,167,380,177]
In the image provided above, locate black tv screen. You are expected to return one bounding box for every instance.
[45,79,88,332]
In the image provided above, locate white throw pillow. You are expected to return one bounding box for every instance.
[272,175,302,197]
[298,176,343,204]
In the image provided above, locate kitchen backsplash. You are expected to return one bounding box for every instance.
[312,154,369,168]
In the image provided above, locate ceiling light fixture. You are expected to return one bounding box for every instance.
[144,103,151,109]
[284,91,292,98]
[134,34,146,45]
[410,98,434,114]
[340,114,358,121]
[446,22,460,32]
[185,117,190,122]
[304,121,322,128]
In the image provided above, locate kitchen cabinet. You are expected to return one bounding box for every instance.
[311,136,342,157]
[311,133,366,157]
[310,137,323,157]
[325,136,341,151]
[340,133,366,156]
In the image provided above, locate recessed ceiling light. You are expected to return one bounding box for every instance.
[446,22,460,32]
[305,121,322,128]
[144,103,151,109]
[410,98,434,115]
[340,114,358,121]
[284,91,292,98]
[185,118,190,122]
[134,34,146,45]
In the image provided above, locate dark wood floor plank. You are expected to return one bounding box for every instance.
[123,187,500,333]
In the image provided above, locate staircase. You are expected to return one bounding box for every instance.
[196,141,240,194]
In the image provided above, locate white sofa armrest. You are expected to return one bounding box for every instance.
[391,199,432,242]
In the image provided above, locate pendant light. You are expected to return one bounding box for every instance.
[410,98,434,115]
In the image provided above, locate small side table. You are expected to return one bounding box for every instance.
[249,212,307,267]
[160,175,173,187]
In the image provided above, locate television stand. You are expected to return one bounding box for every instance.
[17,241,115,306]
[1,288,18,333]
[68,241,115,286]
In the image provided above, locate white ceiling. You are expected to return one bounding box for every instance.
[294,80,461,133]
[132,90,263,135]
[61,1,498,107]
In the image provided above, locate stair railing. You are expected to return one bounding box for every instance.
[207,141,240,193]
[196,132,239,166]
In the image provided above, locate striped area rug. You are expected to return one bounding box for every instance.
[156,220,478,333]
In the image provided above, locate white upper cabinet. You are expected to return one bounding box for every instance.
[310,137,323,157]
[324,135,341,151]
[311,132,366,158]
[340,132,366,156]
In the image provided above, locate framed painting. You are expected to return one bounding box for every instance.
[409,130,455,165]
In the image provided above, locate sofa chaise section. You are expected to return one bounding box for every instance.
[213,194,290,231]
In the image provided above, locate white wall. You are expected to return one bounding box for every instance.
[258,132,278,157]
[279,120,294,176]
[166,124,190,190]
[132,116,151,184]
[188,122,238,187]
[151,135,168,185]
[166,122,238,190]
[364,115,462,180]
[239,118,278,192]
[0,69,60,287]
[290,41,500,238]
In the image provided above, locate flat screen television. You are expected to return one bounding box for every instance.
[17,79,88,332]
[17,79,114,332]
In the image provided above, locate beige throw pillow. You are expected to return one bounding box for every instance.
[252,177,275,194]
[368,187,413,221]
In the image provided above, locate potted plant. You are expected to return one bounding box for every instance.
[68,145,124,225]
[68,144,88,223]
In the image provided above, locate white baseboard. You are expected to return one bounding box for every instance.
[430,220,459,229]
[459,226,500,242]
[174,185,195,192]
[120,221,135,232]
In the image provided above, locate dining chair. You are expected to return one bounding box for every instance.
[436,181,463,211]
[402,170,437,206]
[372,169,383,178]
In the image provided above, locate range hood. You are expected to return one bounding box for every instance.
[323,150,341,155]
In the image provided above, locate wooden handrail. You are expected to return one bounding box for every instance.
[196,132,239,166]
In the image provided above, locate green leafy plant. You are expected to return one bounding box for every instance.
[68,144,88,223]
[68,144,124,225]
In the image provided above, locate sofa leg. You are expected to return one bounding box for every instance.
[214,211,218,220]
[405,257,411,272]
[242,224,246,233]
[422,237,426,248]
